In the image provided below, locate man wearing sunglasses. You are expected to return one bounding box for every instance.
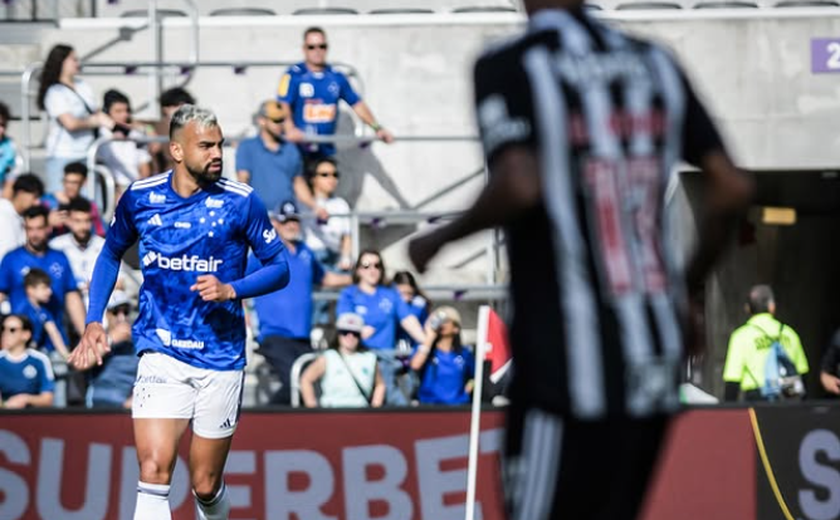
[277,26,394,162]
[236,100,317,218]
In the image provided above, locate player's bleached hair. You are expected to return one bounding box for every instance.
[169,104,218,139]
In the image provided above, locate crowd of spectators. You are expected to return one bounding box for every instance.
[0,31,482,410]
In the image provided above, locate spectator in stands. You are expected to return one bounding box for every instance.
[723,285,809,401]
[0,205,86,347]
[15,268,69,357]
[393,270,431,351]
[42,162,105,238]
[300,312,385,408]
[85,290,138,408]
[146,87,195,174]
[410,306,475,405]
[49,196,108,301]
[337,249,426,405]
[37,44,113,193]
[97,89,152,197]
[235,101,309,216]
[303,157,353,271]
[0,173,43,261]
[247,200,351,405]
[819,327,840,396]
[277,27,394,163]
[0,314,55,408]
[0,101,17,198]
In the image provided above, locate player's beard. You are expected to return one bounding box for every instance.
[188,160,223,185]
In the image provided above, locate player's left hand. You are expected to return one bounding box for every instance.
[191,275,236,302]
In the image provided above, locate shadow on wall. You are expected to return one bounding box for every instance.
[332,108,411,210]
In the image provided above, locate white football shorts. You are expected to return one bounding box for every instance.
[132,352,245,439]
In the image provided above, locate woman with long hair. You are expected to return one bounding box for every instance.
[299,313,385,408]
[337,250,426,405]
[37,44,112,193]
[303,157,353,271]
[410,306,475,405]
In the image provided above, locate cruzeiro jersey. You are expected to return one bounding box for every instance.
[107,172,285,370]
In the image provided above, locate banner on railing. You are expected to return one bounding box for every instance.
[0,411,506,520]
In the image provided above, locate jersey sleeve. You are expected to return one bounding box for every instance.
[277,70,299,105]
[473,51,537,165]
[336,287,354,315]
[394,290,414,321]
[0,255,13,294]
[678,68,726,167]
[244,194,285,263]
[38,358,56,393]
[235,141,252,174]
[107,189,139,253]
[337,72,361,106]
[786,328,810,375]
[58,253,78,294]
[722,330,746,383]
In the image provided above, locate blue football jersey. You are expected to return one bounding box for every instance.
[105,172,286,370]
[0,349,55,399]
[276,62,361,156]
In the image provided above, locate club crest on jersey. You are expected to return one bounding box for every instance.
[149,192,166,204]
[300,83,315,97]
[263,228,277,244]
[23,365,37,379]
[205,198,224,209]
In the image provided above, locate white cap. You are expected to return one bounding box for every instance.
[107,290,133,311]
[336,313,364,333]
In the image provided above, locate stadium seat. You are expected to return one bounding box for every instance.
[452,6,519,12]
[292,7,360,15]
[369,8,436,14]
[616,1,683,8]
[693,1,758,7]
[774,0,838,6]
[209,8,277,16]
[120,9,188,18]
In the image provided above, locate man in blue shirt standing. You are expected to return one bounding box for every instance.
[69,105,290,520]
[277,27,394,162]
[0,204,86,344]
[236,101,326,220]
[247,200,351,405]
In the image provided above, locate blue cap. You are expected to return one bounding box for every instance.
[269,200,300,222]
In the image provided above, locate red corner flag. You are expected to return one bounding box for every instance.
[479,306,512,384]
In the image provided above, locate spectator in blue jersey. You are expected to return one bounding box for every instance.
[247,200,352,405]
[236,101,323,219]
[0,205,86,345]
[86,290,138,408]
[337,250,426,405]
[68,105,290,520]
[393,271,431,352]
[410,306,475,405]
[42,162,106,238]
[15,268,69,357]
[0,314,55,408]
[0,173,43,262]
[0,101,17,197]
[277,26,394,162]
[300,312,385,408]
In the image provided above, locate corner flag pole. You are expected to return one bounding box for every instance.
[465,305,491,520]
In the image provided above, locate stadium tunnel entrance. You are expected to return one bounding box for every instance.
[678,169,840,399]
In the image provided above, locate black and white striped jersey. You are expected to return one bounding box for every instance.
[474,8,724,419]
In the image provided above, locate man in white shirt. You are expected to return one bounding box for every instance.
[97,89,152,192]
[48,196,106,302]
[0,174,44,262]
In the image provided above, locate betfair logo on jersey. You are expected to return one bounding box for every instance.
[263,228,277,244]
[142,251,223,272]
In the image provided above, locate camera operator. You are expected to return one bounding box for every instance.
[409,306,475,405]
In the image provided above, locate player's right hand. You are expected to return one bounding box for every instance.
[68,322,110,370]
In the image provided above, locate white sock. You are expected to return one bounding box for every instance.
[134,481,171,520]
[195,481,230,520]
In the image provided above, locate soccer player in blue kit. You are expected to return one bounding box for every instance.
[68,105,290,520]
